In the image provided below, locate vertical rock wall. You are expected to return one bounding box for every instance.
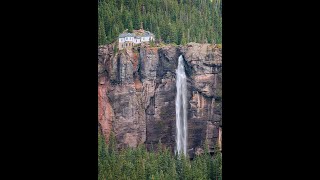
[98,43,222,155]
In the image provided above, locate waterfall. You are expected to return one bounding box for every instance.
[175,55,188,156]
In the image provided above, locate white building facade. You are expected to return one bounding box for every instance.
[119,31,155,50]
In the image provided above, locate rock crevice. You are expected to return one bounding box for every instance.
[98,43,222,155]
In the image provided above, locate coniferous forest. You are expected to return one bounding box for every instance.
[98,0,222,45]
[99,130,222,180]
[98,1,222,179]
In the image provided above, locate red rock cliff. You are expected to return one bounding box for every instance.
[98,43,222,156]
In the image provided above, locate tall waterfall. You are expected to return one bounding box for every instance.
[175,55,188,156]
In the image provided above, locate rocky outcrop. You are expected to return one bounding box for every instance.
[98,45,114,143]
[179,43,222,154]
[98,43,222,156]
[144,45,178,150]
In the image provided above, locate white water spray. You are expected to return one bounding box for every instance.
[175,55,188,156]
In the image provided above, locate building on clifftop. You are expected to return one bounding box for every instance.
[118,23,155,50]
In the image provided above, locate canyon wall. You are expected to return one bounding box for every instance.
[98,43,222,156]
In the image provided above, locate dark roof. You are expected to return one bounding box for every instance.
[119,33,126,38]
[127,33,134,37]
[119,33,134,38]
[119,31,154,38]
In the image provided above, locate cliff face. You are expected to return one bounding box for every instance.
[98,43,222,156]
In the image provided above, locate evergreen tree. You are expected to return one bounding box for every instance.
[212,143,222,179]
[128,20,134,32]
[98,0,222,45]
[99,133,222,180]
[169,23,178,44]
[155,26,161,42]
[181,32,187,45]
[98,20,107,45]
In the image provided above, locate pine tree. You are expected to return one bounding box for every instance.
[181,32,187,45]
[128,20,134,32]
[155,26,161,42]
[98,20,107,45]
[98,0,222,45]
[169,23,178,44]
[212,143,222,179]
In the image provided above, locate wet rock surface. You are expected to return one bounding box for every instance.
[98,43,222,156]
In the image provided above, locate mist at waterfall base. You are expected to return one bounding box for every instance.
[175,55,188,157]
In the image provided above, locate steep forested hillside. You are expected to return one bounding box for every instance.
[98,0,222,45]
[98,130,222,180]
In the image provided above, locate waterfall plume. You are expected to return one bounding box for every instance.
[175,55,188,156]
